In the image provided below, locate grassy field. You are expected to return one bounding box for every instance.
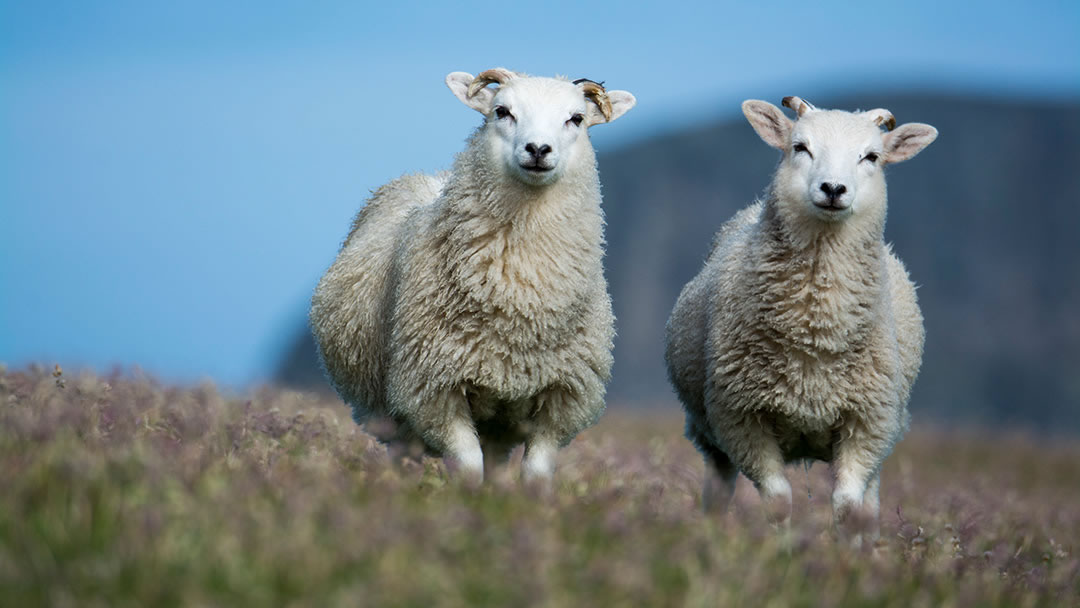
[1,365,1077,606]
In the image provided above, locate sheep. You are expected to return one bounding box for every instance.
[310,68,635,485]
[664,96,937,538]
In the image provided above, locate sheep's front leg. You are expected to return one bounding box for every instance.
[755,469,793,529]
[831,429,881,544]
[862,473,881,542]
[411,386,484,485]
[444,417,484,487]
[716,417,791,527]
[522,385,582,489]
[522,436,557,486]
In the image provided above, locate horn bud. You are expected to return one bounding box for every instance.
[575,79,613,122]
[467,68,516,98]
[866,108,897,131]
[781,96,816,117]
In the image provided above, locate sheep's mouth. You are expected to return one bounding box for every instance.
[813,200,850,212]
[520,163,553,173]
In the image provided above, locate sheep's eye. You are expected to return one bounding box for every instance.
[863,152,880,164]
[494,106,512,120]
[793,142,811,156]
[568,113,584,127]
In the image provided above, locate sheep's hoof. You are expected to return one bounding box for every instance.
[833,502,876,548]
[521,439,556,495]
[521,475,553,500]
[443,457,484,489]
[702,474,736,515]
[759,476,792,527]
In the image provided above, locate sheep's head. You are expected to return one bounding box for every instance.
[446,69,636,187]
[742,97,937,223]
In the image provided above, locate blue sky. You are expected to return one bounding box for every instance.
[2,1,1078,387]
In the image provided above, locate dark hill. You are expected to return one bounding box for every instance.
[275,93,1080,433]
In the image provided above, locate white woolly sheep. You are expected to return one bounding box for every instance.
[664,96,937,538]
[310,68,635,485]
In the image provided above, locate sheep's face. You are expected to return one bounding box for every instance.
[780,111,890,222]
[447,71,636,187]
[743,98,937,224]
[486,78,592,186]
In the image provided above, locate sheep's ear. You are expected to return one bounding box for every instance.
[882,123,938,164]
[742,100,793,149]
[588,90,636,126]
[446,72,495,114]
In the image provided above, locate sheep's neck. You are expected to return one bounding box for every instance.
[436,172,604,315]
[753,201,886,357]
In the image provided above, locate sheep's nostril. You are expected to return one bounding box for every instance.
[525,143,552,159]
[820,182,847,198]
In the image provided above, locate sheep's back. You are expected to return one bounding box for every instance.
[310,172,447,419]
[667,203,762,444]
[884,245,924,403]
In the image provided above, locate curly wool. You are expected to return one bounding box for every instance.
[310,126,613,456]
[667,194,922,485]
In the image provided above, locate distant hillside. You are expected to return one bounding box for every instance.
[275,93,1080,432]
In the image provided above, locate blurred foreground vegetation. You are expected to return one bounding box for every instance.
[1,365,1078,606]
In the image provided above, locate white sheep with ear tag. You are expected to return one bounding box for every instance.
[665,96,936,543]
[311,68,635,486]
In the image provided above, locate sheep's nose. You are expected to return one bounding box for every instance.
[525,143,552,159]
[820,182,847,199]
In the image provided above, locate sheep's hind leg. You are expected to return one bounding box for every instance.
[480,437,515,484]
[701,444,738,515]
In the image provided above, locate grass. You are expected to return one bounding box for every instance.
[1,364,1078,606]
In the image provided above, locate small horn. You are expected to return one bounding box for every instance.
[467,68,516,98]
[866,108,897,131]
[781,96,816,117]
[576,78,613,122]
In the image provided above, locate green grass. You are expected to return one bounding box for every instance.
[1,365,1078,606]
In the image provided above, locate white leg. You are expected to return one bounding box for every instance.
[863,474,880,518]
[444,418,483,487]
[712,410,789,528]
[862,474,881,542]
[758,473,793,529]
[832,469,866,519]
[832,460,874,546]
[522,437,557,486]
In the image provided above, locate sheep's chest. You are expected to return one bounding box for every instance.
[457,297,589,398]
[407,203,609,404]
[735,241,897,434]
[446,225,599,396]
[742,348,872,463]
[730,326,900,458]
